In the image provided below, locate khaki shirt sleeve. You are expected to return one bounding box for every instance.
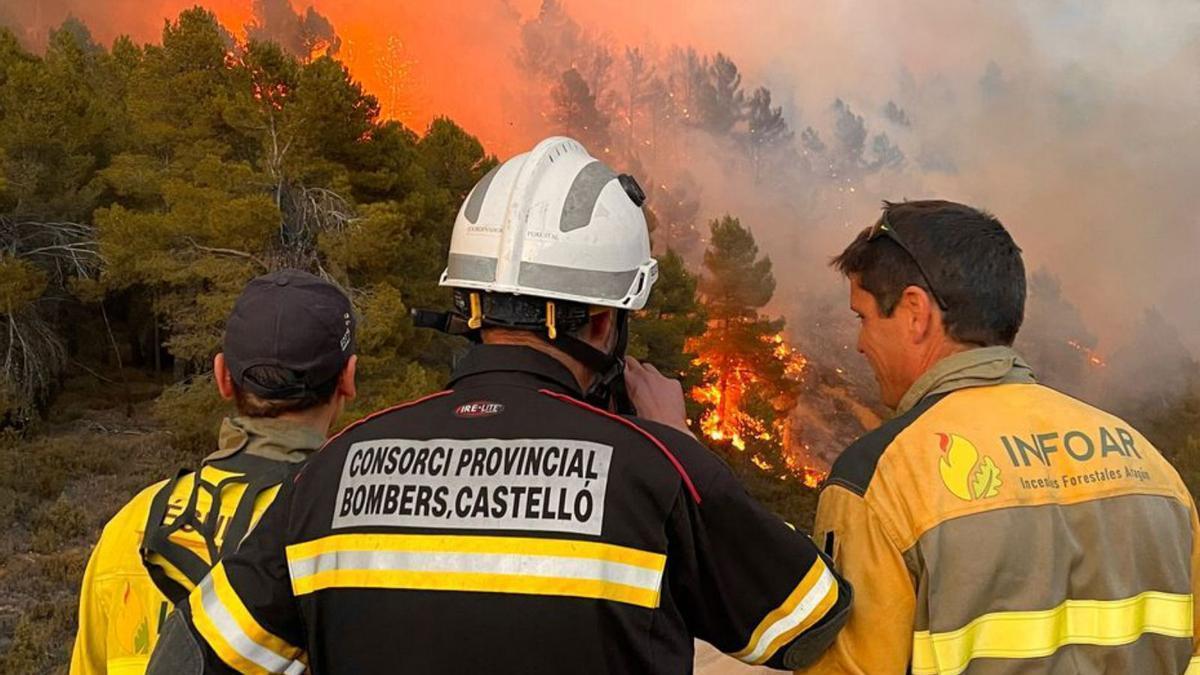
[795,483,915,675]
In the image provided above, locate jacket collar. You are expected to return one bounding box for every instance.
[206,415,326,464]
[447,344,583,398]
[895,345,1037,416]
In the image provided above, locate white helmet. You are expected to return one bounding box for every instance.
[440,136,658,310]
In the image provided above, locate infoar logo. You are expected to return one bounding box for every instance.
[937,433,1002,501]
[454,400,505,418]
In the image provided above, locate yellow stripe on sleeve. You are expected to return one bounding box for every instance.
[731,556,839,664]
[209,565,304,663]
[911,591,1194,675]
[188,563,305,675]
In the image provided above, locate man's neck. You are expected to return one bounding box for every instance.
[481,331,592,391]
[274,405,335,438]
[915,338,972,379]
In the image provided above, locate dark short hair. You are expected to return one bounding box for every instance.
[233,364,339,418]
[831,200,1026,346]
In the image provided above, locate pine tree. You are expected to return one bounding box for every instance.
[629,250,707,395]
[700,215,775,320]
[516,0,583,81]
[882,100,911,127]
[620,47,657,154]
[831,98,866,172]
[551,67,611,152]
[245,0,341,61]
[698,53,745,135]
[868,132,904,170]
[0,23,109,418]
[693,216,800,476]
[741,87,792,181]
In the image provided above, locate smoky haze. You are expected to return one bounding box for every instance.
[3,0,1198,365]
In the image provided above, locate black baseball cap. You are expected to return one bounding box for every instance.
[223,269,356,399]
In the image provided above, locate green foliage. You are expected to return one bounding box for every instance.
[337,282,451,424]
[629,250,707,411]
[700,215,776,319]
[0,9,493,426]
[153,374,228,454]
[0,256,47,311]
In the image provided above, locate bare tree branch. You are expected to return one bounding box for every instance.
[184,238,269,271]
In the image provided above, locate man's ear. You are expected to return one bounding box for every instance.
[587,309,616,351]
[338,355,358,401]
[213,353,236,401]
[899,285,937,343]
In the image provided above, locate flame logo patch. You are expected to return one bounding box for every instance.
[937,433,1002,501]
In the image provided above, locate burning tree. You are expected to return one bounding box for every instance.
[689,215,815,484]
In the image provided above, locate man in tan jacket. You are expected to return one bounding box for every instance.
[800,200,1198,674]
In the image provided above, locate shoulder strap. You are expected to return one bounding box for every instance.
[140,455,293,603]
[210,453,293,557]
[141,468,210,604]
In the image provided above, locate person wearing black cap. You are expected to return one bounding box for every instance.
[71,269,356,675]
[144,138,849,675]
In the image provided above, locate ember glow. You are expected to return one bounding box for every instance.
[1067,340,1108,368]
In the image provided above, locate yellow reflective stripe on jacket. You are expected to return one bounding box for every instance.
[730,554,838,665]
[1186,655,1200,674]
[911,591,1194,675]
[285,533,666,608]
[189,563,306,675]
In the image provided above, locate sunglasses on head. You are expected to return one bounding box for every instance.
[867,212,949,311]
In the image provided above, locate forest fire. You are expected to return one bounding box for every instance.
[688,330,829,487]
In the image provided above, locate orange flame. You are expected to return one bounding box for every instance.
[688,331,826,486]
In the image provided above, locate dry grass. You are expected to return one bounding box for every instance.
[0,371,194,674]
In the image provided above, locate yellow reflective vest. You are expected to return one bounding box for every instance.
[70,417,322,675]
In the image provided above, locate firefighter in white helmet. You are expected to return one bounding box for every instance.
[422,135,659,413]
[147,137,850,674]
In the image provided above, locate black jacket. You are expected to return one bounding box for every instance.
[149,345,850,674]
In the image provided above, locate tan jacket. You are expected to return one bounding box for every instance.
[801,347,1199,674]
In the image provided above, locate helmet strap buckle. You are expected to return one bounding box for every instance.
[467,292,484,330]
[545,301,558,340]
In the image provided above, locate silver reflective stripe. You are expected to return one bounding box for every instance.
[288,550,664,593]
[519,261,639,301]
[197,574,295,674]
[464,164,501,224]
[560,160,617,232]
[446,253,498,283]
[737,567,837,664]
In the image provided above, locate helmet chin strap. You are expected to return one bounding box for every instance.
[544,311,636,415]
[411,301,636,415]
